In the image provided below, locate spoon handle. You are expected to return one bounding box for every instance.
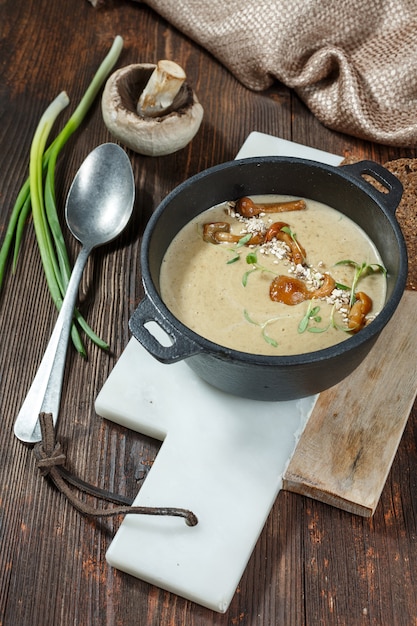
[14,245,92,443]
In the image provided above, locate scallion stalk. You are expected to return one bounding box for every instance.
[0,35,124,355]
[29,92,69,296]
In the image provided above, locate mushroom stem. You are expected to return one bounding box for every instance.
[202,222,264,245]
[137,60,186,117]
[235,197,306,217]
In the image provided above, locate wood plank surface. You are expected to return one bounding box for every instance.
[284,291,417,517]
[1,0,417,625]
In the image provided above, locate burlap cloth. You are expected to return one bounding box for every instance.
[135,0,417,147]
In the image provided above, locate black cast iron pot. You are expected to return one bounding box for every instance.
[129,157,407,401]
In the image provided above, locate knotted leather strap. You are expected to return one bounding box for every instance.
[33,413,198,526]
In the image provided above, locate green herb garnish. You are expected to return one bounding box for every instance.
[243,309,282,347]
[226,233,253,264]
[298,300,327,333]
[328,304,353,333]
[334,282,351,291]
[242,249,274,286]
[334,260,386,306]
[280,225,306,263]
[226,254,240,265]
[237,233,253,247]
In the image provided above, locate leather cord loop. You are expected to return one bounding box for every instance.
[33,413,198,527]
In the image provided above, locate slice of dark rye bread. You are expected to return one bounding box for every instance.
[383,159,416,291]
[341,157,416,291]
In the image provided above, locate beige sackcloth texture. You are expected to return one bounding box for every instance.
[134,0,417,146]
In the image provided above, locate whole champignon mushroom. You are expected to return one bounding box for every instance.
[101,60,204,156]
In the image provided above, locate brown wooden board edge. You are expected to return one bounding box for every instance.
[282,476,375,517]
[282,290,417,517]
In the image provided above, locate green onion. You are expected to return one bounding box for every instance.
[0,35,124,355]
[28,92,87,356]
[29,92,70,303]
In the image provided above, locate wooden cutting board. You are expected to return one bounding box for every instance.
[284,288,417,516]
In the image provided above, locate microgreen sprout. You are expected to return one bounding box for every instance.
[334,282,351,291]
[280,225,295,239]
[280,225,306,263]
[237,233,253,247]
[243,309,282,347]
[328,304,353,333]
[242,249,274,286]
[335,260,386,306]
[226,233,252,264]
[298,300,328,334]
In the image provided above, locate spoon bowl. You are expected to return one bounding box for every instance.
[14,143,135,443]
[67,143,135,247]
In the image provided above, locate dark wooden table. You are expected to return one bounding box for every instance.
[1,1,417,624]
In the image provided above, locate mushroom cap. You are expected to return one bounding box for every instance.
[101,63,204,156]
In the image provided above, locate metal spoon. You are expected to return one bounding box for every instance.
[14,143,135,443]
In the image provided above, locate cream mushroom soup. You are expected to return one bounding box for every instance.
[159,195,387,356]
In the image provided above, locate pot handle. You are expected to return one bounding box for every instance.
[341,160,403,214]
[129,295,202,363]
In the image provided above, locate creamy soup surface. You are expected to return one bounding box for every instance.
[160,195,386,356]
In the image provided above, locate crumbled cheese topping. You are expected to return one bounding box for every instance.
[228,205,268,235]
[288,263,324,290]
[258,239,290,261]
